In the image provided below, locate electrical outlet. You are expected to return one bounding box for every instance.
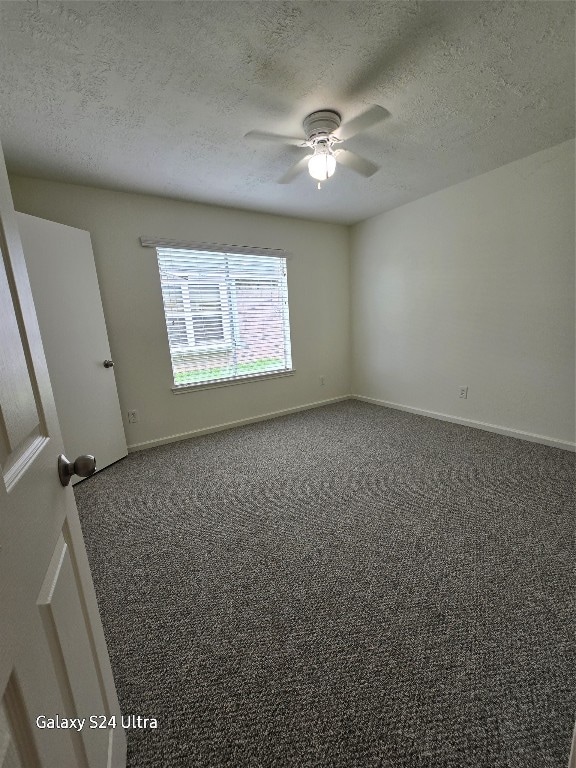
[319,375,325,386]
[459,386,468,399]
[127,410,139,424]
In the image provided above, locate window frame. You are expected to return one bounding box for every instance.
[147,239,295,392]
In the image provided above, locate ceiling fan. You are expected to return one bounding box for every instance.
[245,104,390,187]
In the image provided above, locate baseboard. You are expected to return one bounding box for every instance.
[128,393,575,453]
[127,395,351,452]
[352,395,576,452]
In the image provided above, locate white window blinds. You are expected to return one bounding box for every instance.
[155,246,293,388]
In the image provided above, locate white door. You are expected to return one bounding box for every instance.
[16,213,127,483]
[0,142,126,767]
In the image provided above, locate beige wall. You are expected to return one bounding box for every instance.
[10,177,350,449]
[351,139,575,447]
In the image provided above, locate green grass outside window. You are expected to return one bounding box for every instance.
[174,357,284,385]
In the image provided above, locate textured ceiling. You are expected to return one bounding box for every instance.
[0,1,574,224]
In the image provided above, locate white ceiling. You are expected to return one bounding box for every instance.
[0,1,573,224]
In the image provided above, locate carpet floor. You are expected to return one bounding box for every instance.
[74,400,575,767]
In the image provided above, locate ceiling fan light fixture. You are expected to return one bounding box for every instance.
[308,145,337,181]
[246,106,387,185]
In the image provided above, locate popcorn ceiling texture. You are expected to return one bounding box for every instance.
[0,1,573,223]
[74,401,576,767]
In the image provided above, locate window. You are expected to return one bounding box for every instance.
[155,244,293,388]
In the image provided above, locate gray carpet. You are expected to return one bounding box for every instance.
[74,400,576,767]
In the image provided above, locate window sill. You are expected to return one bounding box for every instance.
[171,369,295,394]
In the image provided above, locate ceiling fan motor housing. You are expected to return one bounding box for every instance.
[303,110,341,141]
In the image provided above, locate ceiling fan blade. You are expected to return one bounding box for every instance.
[336,105,390,141]
[340,3,457,100]
[335,149,379,178]
[244,130,305,147]
[278,155,312,184]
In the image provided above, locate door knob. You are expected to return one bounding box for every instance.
[58,454,97,486]
[103,359,114,368]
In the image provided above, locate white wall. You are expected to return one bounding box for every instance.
[351,139,575,448]
[10,177,350,449]
[10,138,575,451]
